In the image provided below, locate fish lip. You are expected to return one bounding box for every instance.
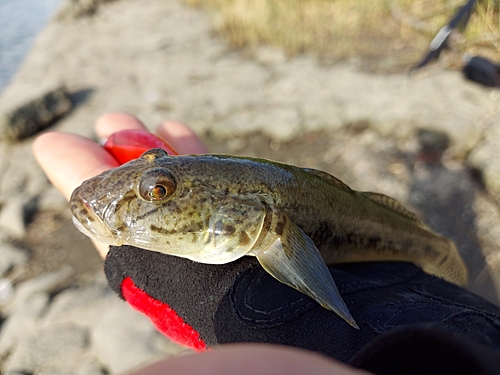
[71,190,122,246]
[71,211,122,246]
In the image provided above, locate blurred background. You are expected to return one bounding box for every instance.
[0,0,499,374]
[0,0,60,92]
[188,0,500,69]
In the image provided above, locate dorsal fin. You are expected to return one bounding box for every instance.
[361,192,422,223]
[304,168,354,193]
[304,168,422,224]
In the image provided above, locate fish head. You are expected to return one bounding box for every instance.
[70,148,266,264]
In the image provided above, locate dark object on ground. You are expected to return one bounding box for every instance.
[411,0,475,72]
[105,245,500,374]
[0,84,72,142]
[463,56,500,87]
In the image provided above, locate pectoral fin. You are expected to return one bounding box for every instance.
[201,195,265,264]
[252,211,358,329]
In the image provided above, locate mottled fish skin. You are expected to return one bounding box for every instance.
[70,148,468,327]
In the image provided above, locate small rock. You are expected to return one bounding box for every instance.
[0,243,28,277]
[468,126,500,200]
[0,278,14,305]
[214,107,302,143]
[416,129,450,164]
[4,266,73,316]
[3,323,89,375]
[33,354,106,375]
[301,100,344,133]
[215,110,262,137]
[0,156,29,203]
[42,278,114,328]
[258,107,302,143]
[417,129,450,154]
[73,354,107,375]
[0,292,49,358]
[34,365,74,375]
[91,298,181,374]
[0,140,51,203]
[37,186,68,211]
[0,83,72,142]
[0,196,37,239]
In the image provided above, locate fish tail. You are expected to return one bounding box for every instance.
[421,240,468,286]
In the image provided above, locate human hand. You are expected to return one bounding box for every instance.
[127,343,369,375]
[32,113,377,373]
[33,112,369,355]
[33,112,208,257]
[33,113,500,375]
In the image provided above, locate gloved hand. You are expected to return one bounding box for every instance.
[34,114,500,374]
[100,128,500,373]
[104,244,500,373]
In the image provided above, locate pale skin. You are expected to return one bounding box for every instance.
[33,113,372,375]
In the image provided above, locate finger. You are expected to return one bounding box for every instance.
[156,120,209,154]
[95,113,208,154]
[95,113,147,139]
[33,132,118,201]
[131,343,369,375]
[34,132,116,258]
[91,240,109,258]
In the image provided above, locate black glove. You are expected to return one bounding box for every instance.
[104,244,500,373]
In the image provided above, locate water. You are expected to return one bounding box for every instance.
[0,0,61,93]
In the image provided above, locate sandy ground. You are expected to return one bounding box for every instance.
[0,0,500,373]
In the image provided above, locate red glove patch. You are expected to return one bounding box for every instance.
[121,277,207,351]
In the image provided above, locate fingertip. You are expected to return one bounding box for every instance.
[33,132,70,168]
[93,240,110,258]
[131,344,366,375]
[33,132,57,160]
[156,120,209,154]
[95,113,147,139]
[33,132,119,200]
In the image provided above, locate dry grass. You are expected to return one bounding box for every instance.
[184,0,500,68]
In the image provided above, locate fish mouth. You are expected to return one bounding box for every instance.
[71,215,121,246]
[70,190,122,246]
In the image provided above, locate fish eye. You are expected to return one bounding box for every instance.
[138,168,176,202]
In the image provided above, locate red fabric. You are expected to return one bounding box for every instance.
[103,130,178,164]
[121,276,207,351]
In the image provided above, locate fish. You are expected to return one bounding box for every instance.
[70,148,468,328]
